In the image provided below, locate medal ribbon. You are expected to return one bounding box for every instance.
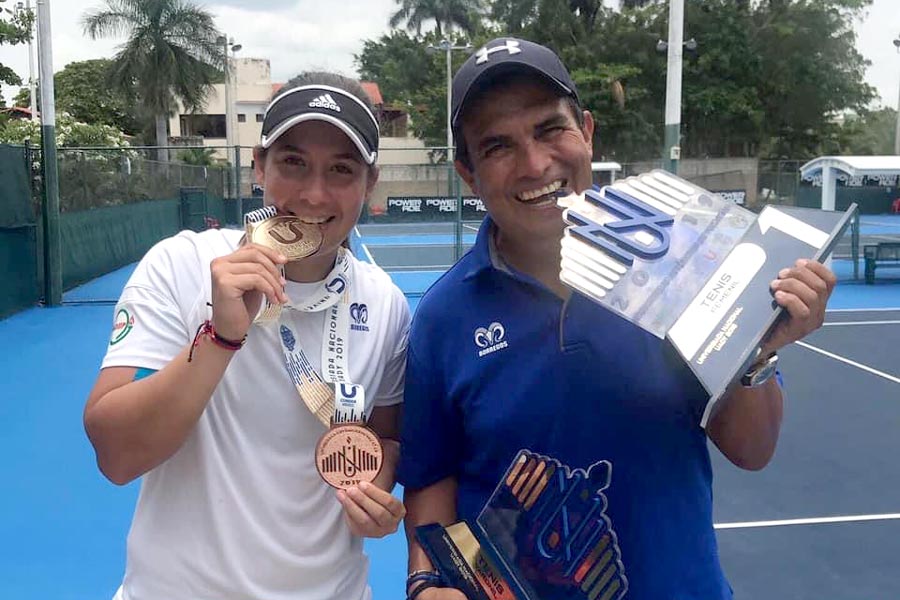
[270,248,360,427]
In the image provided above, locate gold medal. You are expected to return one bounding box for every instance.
[249,216,323,260]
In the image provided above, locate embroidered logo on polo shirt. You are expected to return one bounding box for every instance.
[350,302,369,332]
[474,322,508,357]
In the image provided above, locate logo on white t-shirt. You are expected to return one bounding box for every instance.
[110,308,135,346]
[350,303,369,332]
[474,321,508,357]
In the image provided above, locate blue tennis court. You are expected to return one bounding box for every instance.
[2,221,899,599]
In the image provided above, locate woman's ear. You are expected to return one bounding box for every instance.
[252,146,267,188]
[365,165,379,200]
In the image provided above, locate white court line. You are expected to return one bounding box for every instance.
[796,341,900,384]
[352,227,376,264]
[361,243,375,265]
[823,320,900,326]
[827,307,900,313]
[715,513,900,530]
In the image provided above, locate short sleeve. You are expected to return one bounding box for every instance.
[396,314,463,491]
[101,237,204,371]
[371,286,411,408]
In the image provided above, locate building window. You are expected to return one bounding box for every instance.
[238,113,246,123]
[256,114,264,123]
[179,114,226,138]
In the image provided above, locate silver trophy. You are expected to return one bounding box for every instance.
[559,170,855,425]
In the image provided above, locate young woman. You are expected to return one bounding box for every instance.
[85,72,410,600]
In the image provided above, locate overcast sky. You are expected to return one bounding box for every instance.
[2,0,898,110]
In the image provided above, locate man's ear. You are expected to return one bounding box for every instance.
[581,109,595,144]
[454,159,478,197]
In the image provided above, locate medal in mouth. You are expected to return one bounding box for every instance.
[249,215,324,260]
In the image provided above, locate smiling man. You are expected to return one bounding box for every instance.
[398,38,836,600]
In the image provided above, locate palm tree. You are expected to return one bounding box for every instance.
[83,0,222,160]
[177,146,218,166]
[390,0,484,37]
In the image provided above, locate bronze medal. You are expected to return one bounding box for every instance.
[315,424,383,489]
[250,216,323,260]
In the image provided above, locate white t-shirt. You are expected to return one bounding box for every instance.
[101,229,410,600]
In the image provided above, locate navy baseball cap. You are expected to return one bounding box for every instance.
[451,37,580,137]
[261,84,380,164]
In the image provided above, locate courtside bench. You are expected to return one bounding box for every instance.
[864,242,900,284]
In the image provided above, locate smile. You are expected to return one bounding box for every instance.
[515,179,568,206]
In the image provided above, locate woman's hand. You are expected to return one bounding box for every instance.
[209,243,289,340]
[337,480,406,538]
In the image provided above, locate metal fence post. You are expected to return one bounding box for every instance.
[234,147,243,224]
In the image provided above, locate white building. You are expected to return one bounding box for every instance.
[168,58,428,170]
[168,58,274,168]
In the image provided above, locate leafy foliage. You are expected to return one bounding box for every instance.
[390,0,485,37]
[82,0,224,147]
[15,59,143,135]
[0,111,131,147]
[360,0,876,161]
[0,0,35,98]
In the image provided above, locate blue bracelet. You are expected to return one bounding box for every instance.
[406,570,442,590]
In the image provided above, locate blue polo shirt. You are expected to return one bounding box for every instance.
[398,218,732,600]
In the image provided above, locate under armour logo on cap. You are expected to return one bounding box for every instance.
[450,37,581,134]
[475,39,521,65]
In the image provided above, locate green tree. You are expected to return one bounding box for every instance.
[0,111,131,146]
[12,85,33,109]
[390,0,485,37]
[836,108,898,155]
[0,0,35,101]
[489,0,537,34]
[82,0,223,159]
[745,0,875,158]
[367,0,876,162]
[177,146,218,165]
[524,0,876,160]
[15,59,143,134]
[357,31,451,152]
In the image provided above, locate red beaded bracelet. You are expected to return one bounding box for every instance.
[188,320,246,362]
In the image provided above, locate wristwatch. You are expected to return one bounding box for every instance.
[741,351,779,388]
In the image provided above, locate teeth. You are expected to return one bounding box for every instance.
[518,180,563,202]
[299,216,330,224]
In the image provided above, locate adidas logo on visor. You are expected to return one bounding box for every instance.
[308,93,341,112]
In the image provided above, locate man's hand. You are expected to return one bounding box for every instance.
[209,243,288,340]
[762,259,836,354]
[337,481,406,538]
